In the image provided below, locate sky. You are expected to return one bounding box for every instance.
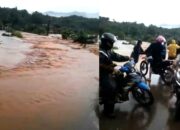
[100,0,180,28]
[0,0,180,28]
[0,0,99,13]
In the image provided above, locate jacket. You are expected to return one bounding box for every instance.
[145,42,166,62]
[100,49,129,77]
[130,44,144,63]
[168,43,180,58]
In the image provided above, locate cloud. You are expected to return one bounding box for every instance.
[100,0,180,26]
[0,0,99,13]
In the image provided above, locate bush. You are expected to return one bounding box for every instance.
[61,29,72,39]
[62,31,70,39]
[11,31,23,38]
[33,27,46,35]
[76,32,87,43]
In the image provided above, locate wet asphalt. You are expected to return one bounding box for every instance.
[99,74,180,130]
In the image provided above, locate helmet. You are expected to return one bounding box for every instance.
[137,39,142,44]
[100,32,117,50]
[137,39,142,45]
[156,35,166,43]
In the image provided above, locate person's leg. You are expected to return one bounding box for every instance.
[100,75,116,117]
[114,73,128,101]
[103,102,115,118]
[103,91,116,118]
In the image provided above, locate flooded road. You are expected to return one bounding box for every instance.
[0,31,33,69]
[99,73,180,130]
[0,32,99,130]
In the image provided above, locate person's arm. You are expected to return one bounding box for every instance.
[161,45,166,60]
[176,44,180,49]
[110,50,130,62]
[144,44,152,56]
[130,45,136,58]
[140,46,145,54]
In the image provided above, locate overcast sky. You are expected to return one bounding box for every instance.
[0,0,99,13]
[0,0,180,28]
[100,0,180,27]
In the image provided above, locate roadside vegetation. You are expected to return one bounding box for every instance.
[1,7,180,43]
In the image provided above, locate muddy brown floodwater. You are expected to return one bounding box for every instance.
[0,32,99,130]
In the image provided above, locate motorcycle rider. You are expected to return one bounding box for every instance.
[99,32,130,117]
[145,35,167,81]
[130,39,145,64]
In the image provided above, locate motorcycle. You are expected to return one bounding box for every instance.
[140,56,174,85]
[171,59,180,120]
[100,59,154,106]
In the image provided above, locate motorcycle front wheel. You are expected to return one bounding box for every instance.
[140,61,149,76]
[132,88,154,106]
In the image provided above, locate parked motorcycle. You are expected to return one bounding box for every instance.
[100,59,154,106]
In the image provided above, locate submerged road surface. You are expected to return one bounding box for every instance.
[0,33,99,130]
[99,74,180,130]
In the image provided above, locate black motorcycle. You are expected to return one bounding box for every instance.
[171,59,180,120]
[140,56,174,85]
[100,59,154,106]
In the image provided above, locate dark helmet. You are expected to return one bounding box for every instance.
[137,39,142,44]
[100,32,117,50]
[137,39,142,46]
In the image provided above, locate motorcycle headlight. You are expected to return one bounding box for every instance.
[175,71,180,86]
[176,71,180,78]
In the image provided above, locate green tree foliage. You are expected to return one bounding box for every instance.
[61,28,73,39]
[99,17,180,42]
[1,7,180,42]
[74,31,88,43]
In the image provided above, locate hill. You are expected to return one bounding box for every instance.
[44,11,99,18]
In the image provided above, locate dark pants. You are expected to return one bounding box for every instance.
[100,74,117,114]
[150,60,163,74]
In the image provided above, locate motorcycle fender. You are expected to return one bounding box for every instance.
[137,82,150,90]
